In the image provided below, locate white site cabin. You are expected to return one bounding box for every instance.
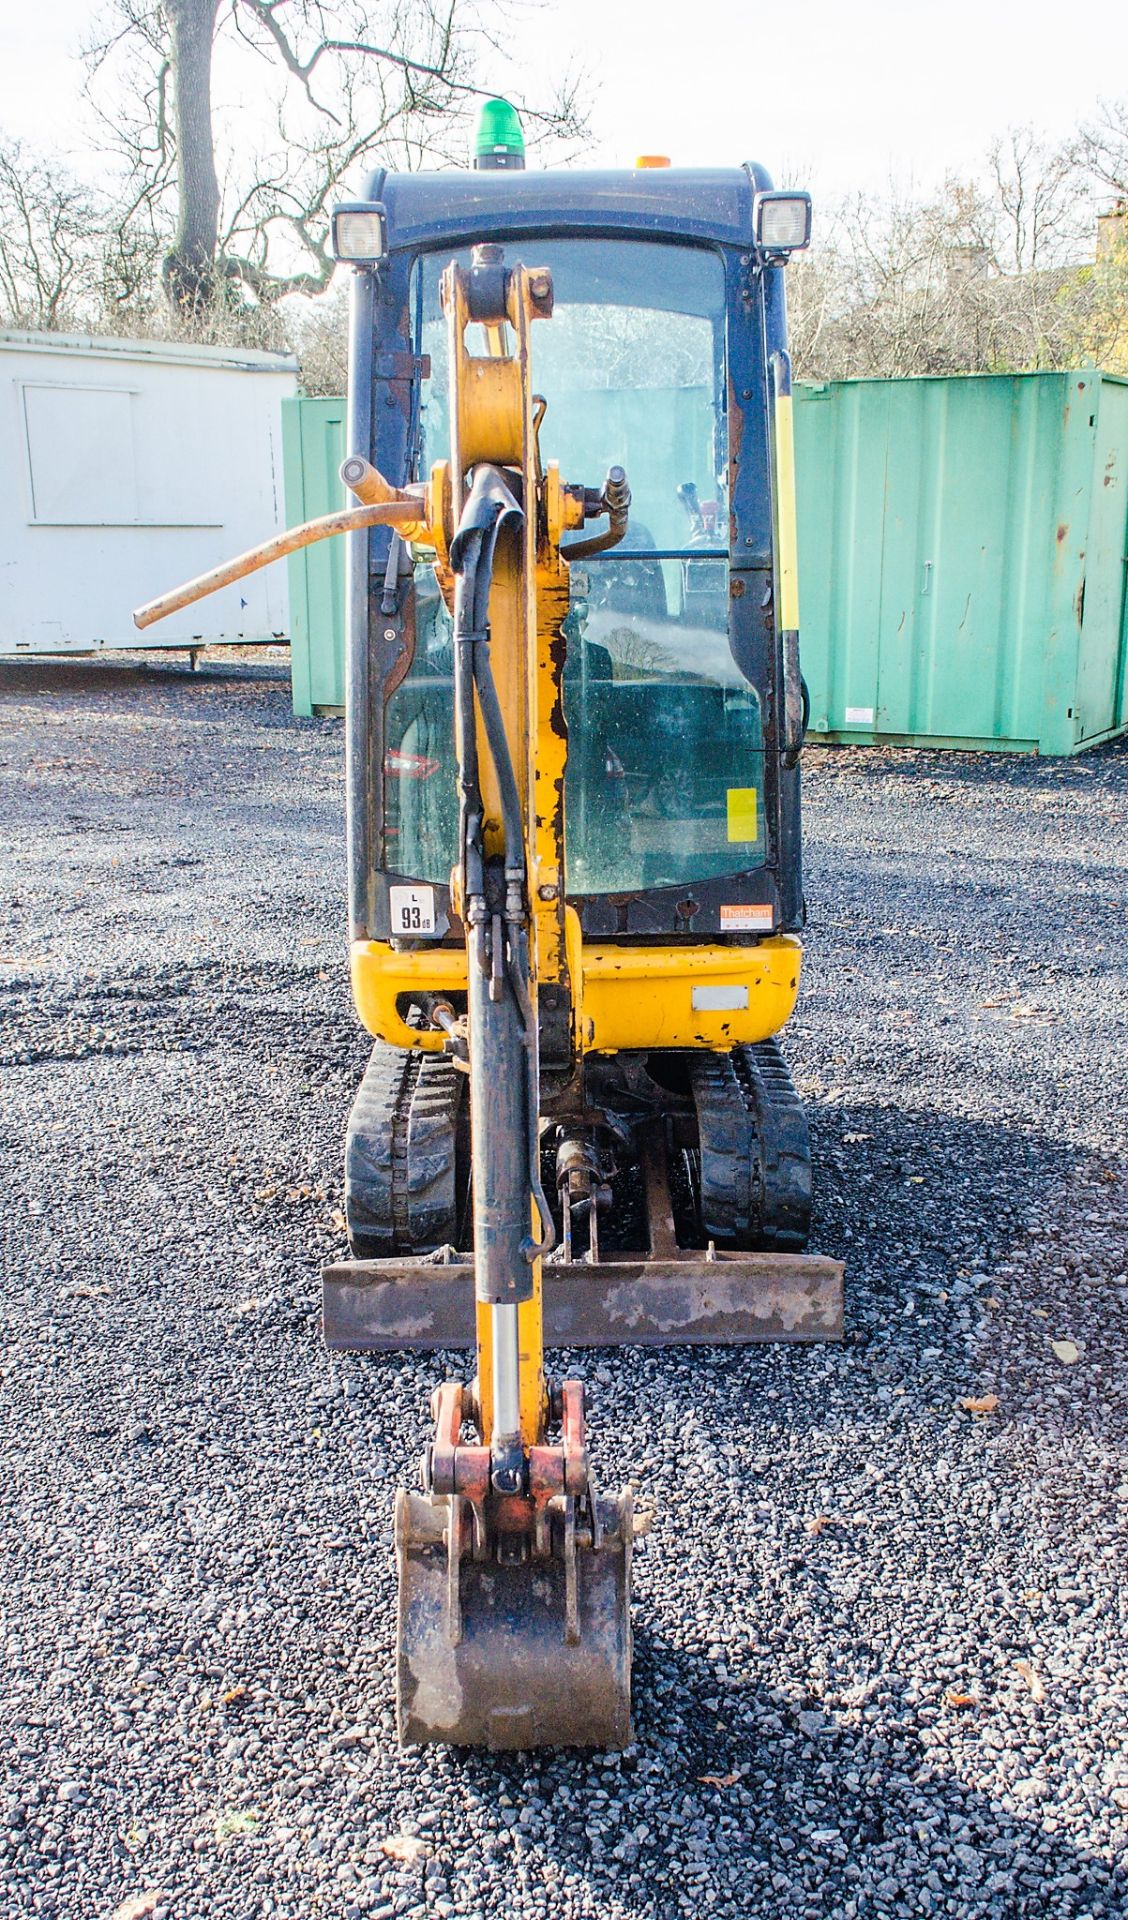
[0,330,298,658]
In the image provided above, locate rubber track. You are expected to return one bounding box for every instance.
[687,1039,812,1252]
[345,1041,465,1257]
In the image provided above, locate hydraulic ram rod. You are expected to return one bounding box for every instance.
[132,498,420,630]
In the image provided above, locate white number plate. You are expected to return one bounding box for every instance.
[389,884,436,935]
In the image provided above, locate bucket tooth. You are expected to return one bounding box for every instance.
[395,1487,633,1750]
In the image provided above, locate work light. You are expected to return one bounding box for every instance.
[472,98,526,171]
[754,192,813,255]
[331,204,388,265]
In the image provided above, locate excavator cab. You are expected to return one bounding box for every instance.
[340,166,808,989]
[134,125,839,1754]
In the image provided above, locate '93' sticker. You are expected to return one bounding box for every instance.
[389,885,436,935]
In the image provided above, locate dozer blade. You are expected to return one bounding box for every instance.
[396,1487,633,1750]
[324,1251,843,1351]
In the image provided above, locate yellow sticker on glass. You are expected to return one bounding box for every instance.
[726,788,758,842]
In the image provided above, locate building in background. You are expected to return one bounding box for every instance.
[0,331,297,659]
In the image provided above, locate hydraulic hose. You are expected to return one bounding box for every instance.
[450,468,528,891]
[472,644,524,886]
[451,522,486,903]
[506,925,557,1260]
[449,465,556,1262]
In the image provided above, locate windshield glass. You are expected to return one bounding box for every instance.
[386,238,765,896]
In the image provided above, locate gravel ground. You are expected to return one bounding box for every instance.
[1,652,1126,1920]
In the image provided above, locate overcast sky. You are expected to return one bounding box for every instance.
[4,0,1128,207]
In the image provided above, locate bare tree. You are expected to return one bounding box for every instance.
[85,1,588,316]
[787,180,998,380]
[164,0,221,307]
[986,126,1088,273]
[1075,97,1128,202]
[290,281,348,392]
[0,137,107,330]
[787,131,1103,386]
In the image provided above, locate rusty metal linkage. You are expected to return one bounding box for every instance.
[396,1373,632,1748]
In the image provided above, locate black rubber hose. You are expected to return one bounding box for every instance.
[472,641,524,885]
[451,528,485,900]
[506,926,557,1260]
[449,468,554,1258]
[451,473,526,888]
[470,512,498,630]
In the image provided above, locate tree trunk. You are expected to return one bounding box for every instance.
[162,0,221,312]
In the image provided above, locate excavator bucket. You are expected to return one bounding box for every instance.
[396,1485,633,1749]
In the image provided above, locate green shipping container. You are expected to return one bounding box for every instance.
[282,395,347,716]
[283,371,1128,751]
[794,370,1128,754]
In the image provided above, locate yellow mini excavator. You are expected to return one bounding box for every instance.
[136,104,842,1754]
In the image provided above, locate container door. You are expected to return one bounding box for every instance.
[876,378,1003,740]
[794,382,884,735]
[876,374,1083,749]
[283,397,346,716]
[1074,379,1128,741]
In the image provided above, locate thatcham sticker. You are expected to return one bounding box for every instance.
[720,904,773,931]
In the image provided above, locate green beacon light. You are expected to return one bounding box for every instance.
[472,97,526,171]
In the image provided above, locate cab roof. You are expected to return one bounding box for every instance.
[365,164,774,253]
